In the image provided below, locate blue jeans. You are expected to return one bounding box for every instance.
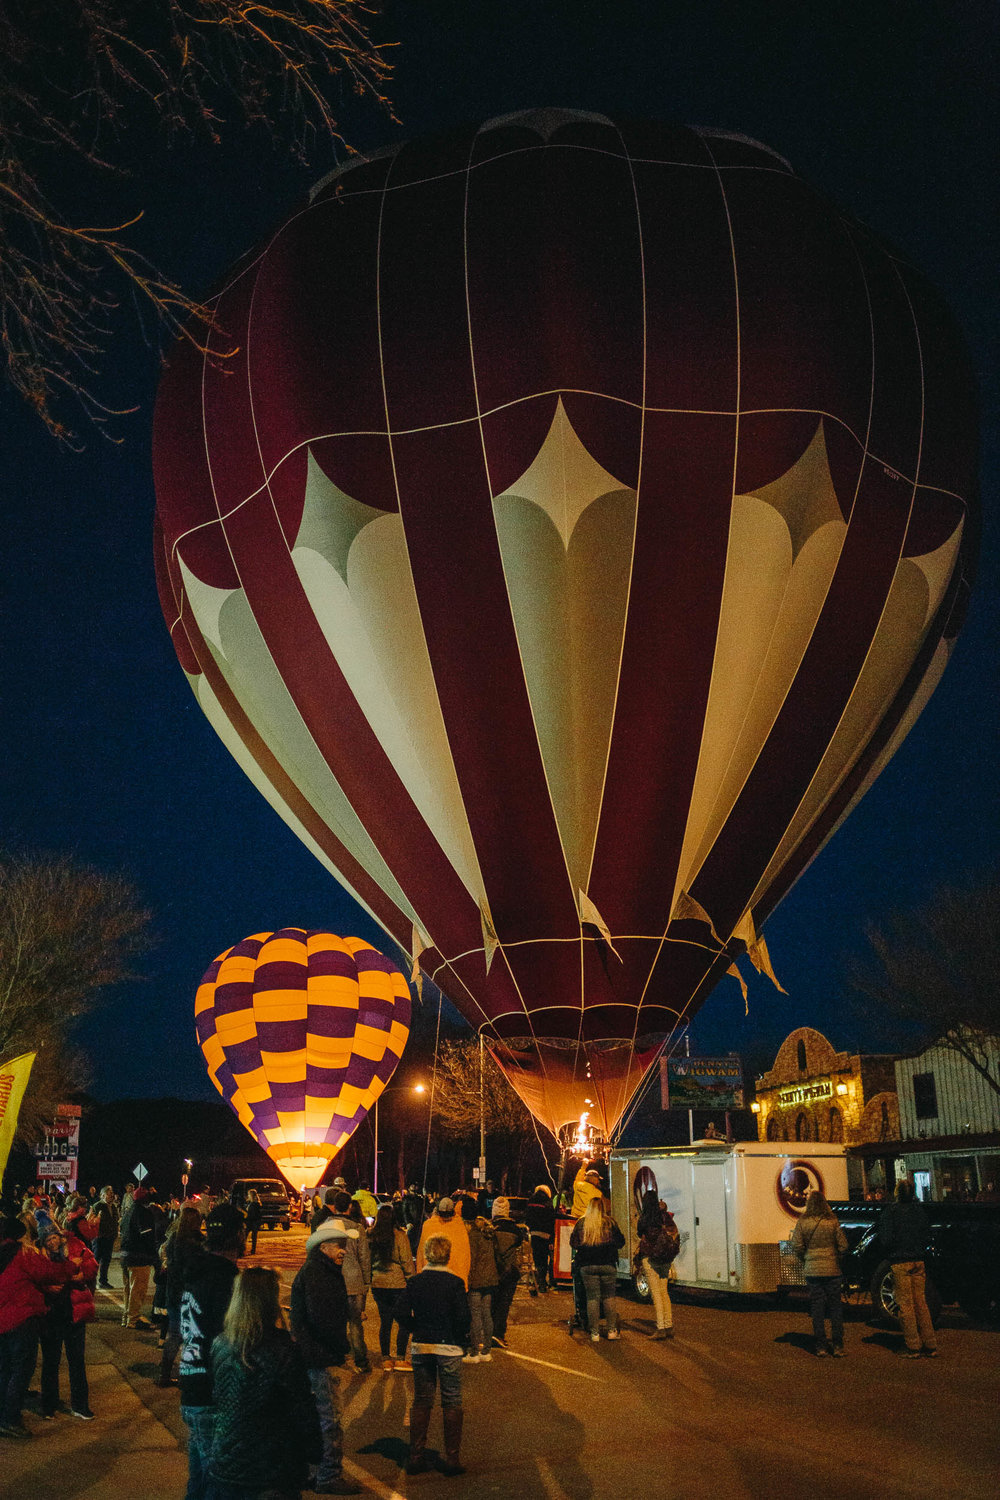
[411,1352,463,1409]
[346,1294,370,1370]
[306,1368,344,1486]
[807,1275,844,1346]
[579,1264,618,1334]
[181,1403,217,1500]
[0,1317,40,1427]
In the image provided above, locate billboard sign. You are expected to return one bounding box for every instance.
[660,1056,744,1110]
[34,1103,82,1191]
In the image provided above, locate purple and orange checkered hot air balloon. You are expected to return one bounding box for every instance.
[195,929,411,1189]
[158,111,977,1150]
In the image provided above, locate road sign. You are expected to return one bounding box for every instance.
[133,1162,148,1182]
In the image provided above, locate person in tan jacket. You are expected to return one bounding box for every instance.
[790,1190,848,1357]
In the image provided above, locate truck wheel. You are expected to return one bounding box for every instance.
[281,1219,290,1231]
[632,1266,652,1303]
[870,1261,942,1328]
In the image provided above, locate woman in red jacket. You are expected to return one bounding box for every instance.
[37,1217,98,1420]
[0,1217,71,1438]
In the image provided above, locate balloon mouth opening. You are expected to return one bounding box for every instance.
[271,1156,333,1192]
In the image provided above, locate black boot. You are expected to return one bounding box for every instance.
[406,1404,432,1475]
[440,1407,465,1477]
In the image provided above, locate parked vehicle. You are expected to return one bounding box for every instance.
[609,1142,849,1298]
[229,1177,292,1230]
[832,1199,1000,1325]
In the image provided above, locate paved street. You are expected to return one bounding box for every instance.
[5,1223,999,1499]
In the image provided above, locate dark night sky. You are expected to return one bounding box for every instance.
[0,3,996,1104]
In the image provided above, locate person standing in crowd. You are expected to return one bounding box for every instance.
[121,1186,157,1330]
[159,1206,205,1388]
[417,1197,470,1290]
[570,1198,625,1342]
[790,1190,848,1357]
[89,1187,119,1290]
[394,1234,471,1478]
[36,1217,98,1420]
[244,1192,263,1257]
[0,1218,72,1439]
[462,1198,498,1362]
[524,1186,556,1294]
[330,1192,372,1373]
[290,1217,362,1496]
[368,1204,414,1373]
[489,1197,525,1348]
[310,1187,340,1233]
[178,1203,244,1500]
[879,1180,938,1359]
[208,1266,321,1500]
[352,1185,378,1221]
[635,1191,680,1341]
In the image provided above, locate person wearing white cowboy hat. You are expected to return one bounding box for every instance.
[291,1218,362,1496]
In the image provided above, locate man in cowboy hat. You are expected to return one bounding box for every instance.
[291,1218,362,1496]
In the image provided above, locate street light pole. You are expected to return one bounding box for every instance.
[373,1097,379,1197]
[479,1034,487,1189]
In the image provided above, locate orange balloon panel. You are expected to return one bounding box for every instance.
[195,929,411,1189]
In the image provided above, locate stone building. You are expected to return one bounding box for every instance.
[752,1026,899,1147]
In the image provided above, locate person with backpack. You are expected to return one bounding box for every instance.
[489,1197,526,1347]
[635,1191,680,1340]
[462,1197,499,1362]
[790,1189,848,1357]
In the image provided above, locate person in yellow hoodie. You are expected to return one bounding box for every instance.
[571,1168,605,1220]
[416,1198,470,1289]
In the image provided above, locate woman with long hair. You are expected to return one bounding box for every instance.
[368,1203,415,1372]
[569,1198,625,1342]
[635,1190,679,1340]
[208,1266,321,1500]
[157,1205,204,1386]
[789,1189,848,1357]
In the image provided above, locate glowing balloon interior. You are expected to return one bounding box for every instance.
[195,930,411,1189]
[158,111,978,1143]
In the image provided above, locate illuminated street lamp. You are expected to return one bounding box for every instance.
[373,1083,427,1195]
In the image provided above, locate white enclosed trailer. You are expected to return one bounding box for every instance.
[609,1141,849,1295]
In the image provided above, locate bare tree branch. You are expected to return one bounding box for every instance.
[0,0,395,441]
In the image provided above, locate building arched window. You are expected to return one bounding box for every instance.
[797,1039,807,1072]
[766,1116,780,1141]
[829,1107,844,1142]
[796,1112,809,1141]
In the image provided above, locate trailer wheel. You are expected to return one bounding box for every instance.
[632,1267,652,1303]
[870,1260,942,1328]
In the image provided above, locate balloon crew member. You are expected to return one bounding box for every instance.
[394,1233,472,1477]
[290,1217,362,1496]
[178,1203,244,1500]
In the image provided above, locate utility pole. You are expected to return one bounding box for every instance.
[478,1034,487,1189]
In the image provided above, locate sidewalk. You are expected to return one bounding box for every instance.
[3,1290,189,1499]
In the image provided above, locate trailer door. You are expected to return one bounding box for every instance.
[692,1161,729,1284]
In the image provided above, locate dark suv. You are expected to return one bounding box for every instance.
[229,1178,293,1231]
[831,1199,1000,1324]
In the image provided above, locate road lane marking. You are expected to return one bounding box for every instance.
[342,1461,406,1500]
[499,1349,603,1382]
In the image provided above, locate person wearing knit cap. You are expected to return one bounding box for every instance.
[489,1198,526,1346]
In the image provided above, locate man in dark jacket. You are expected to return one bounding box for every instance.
[290,1218,361,1497]
[879,1180,937,1358]
[178,1202,243,1499]
[89,1187,118,1289]
[394,1233,471,1477]
[120,1186,157,1329]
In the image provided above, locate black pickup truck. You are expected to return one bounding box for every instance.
[830,1200,1000,1324]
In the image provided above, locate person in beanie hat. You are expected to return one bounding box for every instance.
[37,1214,98,1419]
[524,1186,556,1293]
[488,1199,525,1347]
[394,1234,471,1477]
[416,1197,471,1289]
[290,1218,361,1495]
[0,1216,71,1437]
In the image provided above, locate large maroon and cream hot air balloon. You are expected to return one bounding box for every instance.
[196,929,411,1189]
[155,111,978,1145]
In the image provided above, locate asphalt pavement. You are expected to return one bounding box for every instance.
[5,1223,999,1499]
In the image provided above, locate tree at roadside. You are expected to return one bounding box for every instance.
[0,851,152,1137]
[431,1037,549,1193]
[852,876,1000,1099]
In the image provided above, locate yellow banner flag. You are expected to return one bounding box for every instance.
[0,1051,36,1181]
